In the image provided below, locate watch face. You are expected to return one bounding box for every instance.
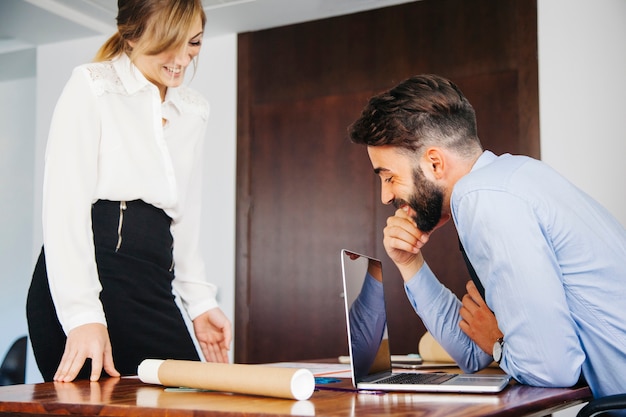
[493,339,503,363]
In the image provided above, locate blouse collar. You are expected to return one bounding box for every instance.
[112,53,184,114]
[112,53,150,95]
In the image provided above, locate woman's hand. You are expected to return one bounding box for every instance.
[54,323,120,382]
[192,307,232,363]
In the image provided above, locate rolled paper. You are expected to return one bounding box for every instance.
[418,331,456,363]
[138,359,315,401]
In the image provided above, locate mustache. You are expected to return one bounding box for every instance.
[392,198,409,210]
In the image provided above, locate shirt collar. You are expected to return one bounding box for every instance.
[112,53,151,95]
[112,53,184,114]
[163,86,183,114]
[470,150,498,172]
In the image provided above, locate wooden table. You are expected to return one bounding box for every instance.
[0,375,591,417]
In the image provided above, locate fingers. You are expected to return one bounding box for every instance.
[465,280,486,306]
[394,207,432,242]
[384,208,429,254]
[221,327,232,363]
[102,345,120,379]
[465,281,485,305]
[459,295,474,325]
[210,322,232,363]
[222,322,233,352]
[203,343,217,363]
[90,354,103,382]
[458,318,471,337]
[212,339,229,363]
[201,338,229,363]
[205,339,220,362]
[55,352,120,382]
[459,280,504,354]
[460,281,484,321]
[54,349,117,382]
[54,349,86,382]
[193,308,232,364]
[460,282,482,331]
[382,208,431,280]
[88,338,117,381]
[53,323,118,382]
[208,325,231,363]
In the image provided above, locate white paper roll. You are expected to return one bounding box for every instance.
[137,359,164,385]
[138,359,315,400]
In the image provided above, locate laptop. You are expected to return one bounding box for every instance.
[340,249,511,393]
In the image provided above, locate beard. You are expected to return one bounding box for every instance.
[393,166,444,233]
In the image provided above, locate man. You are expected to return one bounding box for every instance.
[348,74,626,400]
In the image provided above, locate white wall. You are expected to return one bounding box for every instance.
[0,76,35,380]
[539,2,626,415]
[538,0,626,227]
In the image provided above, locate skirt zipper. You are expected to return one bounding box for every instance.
[115,201,127,252]
[169,242,175,272]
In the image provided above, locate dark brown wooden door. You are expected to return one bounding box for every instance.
[236,0,539,364]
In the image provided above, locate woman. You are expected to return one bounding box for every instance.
[26,0,231,382]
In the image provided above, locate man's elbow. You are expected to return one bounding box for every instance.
[510,365,582,388]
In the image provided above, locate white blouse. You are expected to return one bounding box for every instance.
[42,53,218,334]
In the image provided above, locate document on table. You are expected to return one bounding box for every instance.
[266,362,352,378]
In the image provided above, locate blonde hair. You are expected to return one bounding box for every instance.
[94,0,206,62]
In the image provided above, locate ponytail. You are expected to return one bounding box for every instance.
[94,32,129,62]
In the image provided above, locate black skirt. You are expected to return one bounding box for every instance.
[26,200,199,382]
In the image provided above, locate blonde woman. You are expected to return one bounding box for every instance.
[27,0,231,382]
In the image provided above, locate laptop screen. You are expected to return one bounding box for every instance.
[341,249,393,383]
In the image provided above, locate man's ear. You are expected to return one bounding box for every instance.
[423,147,445,179]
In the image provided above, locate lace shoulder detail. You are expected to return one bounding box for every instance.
[177,85,209,120]
[82,62,126,96]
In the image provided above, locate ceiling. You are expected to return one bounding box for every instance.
[0,0,416,53]
[0,0,415,81]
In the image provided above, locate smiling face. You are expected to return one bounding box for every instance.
[368,145,446,233]
[130,15,204,101]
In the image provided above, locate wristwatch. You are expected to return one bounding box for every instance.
[492,337,504,364]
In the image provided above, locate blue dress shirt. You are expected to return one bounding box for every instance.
[404,151,626,399]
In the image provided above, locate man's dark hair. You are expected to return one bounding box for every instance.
[349,74,482,157]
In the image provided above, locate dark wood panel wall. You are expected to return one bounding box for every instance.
[236,0,538,364]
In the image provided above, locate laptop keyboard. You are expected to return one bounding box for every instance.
[376,373,456,385]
